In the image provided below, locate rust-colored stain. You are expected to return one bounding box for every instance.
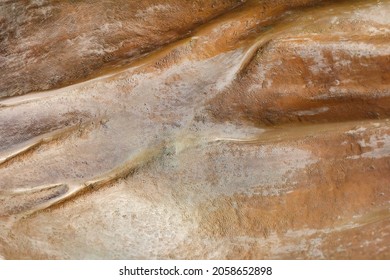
[0,0,389,259]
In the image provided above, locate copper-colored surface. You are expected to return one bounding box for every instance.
[0,0,389,259]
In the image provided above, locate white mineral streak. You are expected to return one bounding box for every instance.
[293,107,329,116]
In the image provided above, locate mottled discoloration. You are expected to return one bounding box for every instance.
[0,0,389,259]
